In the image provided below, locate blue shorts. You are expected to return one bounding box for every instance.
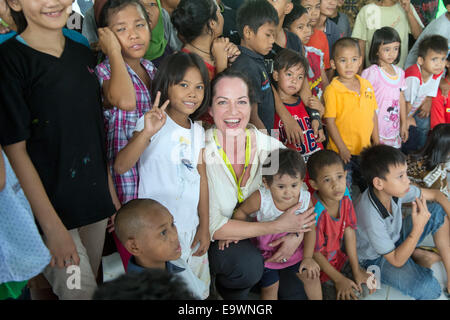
[260,261,301,288]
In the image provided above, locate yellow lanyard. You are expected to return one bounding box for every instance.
[213,129,251,203]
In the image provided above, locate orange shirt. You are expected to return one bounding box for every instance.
[307,29,330,70]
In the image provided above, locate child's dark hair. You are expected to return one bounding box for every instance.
[93,268,196,300]
[98,0,151,28]
[283,3,308,30]
[236,0,279,39]
[274,48,309,74]
[263,148,306,185]
[360,145,407,186]
[412,124,450,171]
[306,150,345,181]
[331,37,361,60]
[417,35,448,58]
[444,0,450,7]
[152,51,211,121]
[210,69,257,107]
[171,0,220,44]
[368,27,401,66]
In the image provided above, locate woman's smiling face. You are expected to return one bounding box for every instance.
[209,76,252,136]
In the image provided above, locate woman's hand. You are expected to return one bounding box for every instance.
[275,203,316,234]
[265,233,303,263]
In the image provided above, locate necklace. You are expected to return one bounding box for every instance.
[187,42,214,61]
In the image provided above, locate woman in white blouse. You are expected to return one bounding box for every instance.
[204,69,316,299]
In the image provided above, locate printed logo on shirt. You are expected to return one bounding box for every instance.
[365,87,374,100]
[261,77,270,91]
[446,108,450,113]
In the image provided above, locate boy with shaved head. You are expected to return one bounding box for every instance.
[114,199,208,299]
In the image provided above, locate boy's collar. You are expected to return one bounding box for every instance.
[127,256,184,274]
[368,185,399,219]
[238,45,265,59]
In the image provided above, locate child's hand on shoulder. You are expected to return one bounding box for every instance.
[224,41,241,64]
[299,257,321,280]
[143,91,170,137]
[98,27,122,57]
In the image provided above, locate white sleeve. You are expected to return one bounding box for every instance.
[404,76,420,104]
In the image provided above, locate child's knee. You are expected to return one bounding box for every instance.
[413,276,442,300]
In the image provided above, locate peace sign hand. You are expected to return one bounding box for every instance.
[143,91,170,137]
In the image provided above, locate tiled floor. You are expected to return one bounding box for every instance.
[361,234,448,300]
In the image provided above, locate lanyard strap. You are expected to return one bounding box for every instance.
[213,129,251,203]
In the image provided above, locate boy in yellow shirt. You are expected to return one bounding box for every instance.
[324,37,379,195]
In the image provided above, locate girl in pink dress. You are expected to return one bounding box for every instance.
[361,27,409,148]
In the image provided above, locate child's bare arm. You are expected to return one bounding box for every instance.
[400,91,409,142]
[357,39,365,73]
[272,85,304,144]
[192,149,210,256]
[421,188,450,219]
[249,102,267,131]
[324,117,351,163]
[232,191,262,221]
[0,146,5,191]
[115,93,170,174]
[417,96,432,118]
[344,227,375,294]
[371,113,380,145]
[399,0,423,39]
[3,141,79,268]
[98,28,136,111]
[320,67,330,90]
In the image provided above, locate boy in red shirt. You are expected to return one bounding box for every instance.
[307,150,376,300]
[431,55,450,128]
[273,48,325,162]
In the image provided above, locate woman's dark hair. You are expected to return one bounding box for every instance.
[283,3,308,30]
[151,51,211,121]
[171,0,219,44]
[98,0,150,28]
[262,148,307,185]
[210,68,256,107]
[368,27,401,66]
[413,123,450,171]
[6,1,30,33]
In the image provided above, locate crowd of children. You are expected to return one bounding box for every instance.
[0,0,449,301]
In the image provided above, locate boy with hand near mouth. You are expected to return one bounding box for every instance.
[356,145,450,300]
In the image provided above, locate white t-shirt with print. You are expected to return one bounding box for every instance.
[134,114,205,234]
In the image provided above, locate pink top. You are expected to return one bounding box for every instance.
[362,64,406,147]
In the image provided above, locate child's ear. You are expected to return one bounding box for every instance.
[285,2,294,15]
[124,238,140,256]
[243,25,253,41]
[372,177,384,191]
[330,59,336,70]
[6,0,21,12]
[309,178,319,191]
[272,70,279,82]
[417,56,424,66]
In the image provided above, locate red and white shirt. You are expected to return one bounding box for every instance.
[404,63,443,116]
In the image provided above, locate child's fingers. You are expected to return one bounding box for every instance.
[153,91,161,108]
[159,99,170,113]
